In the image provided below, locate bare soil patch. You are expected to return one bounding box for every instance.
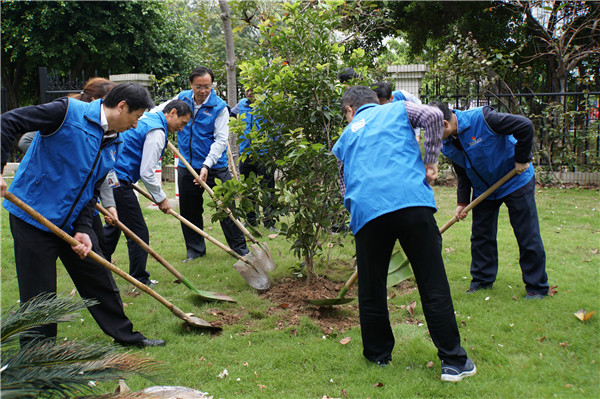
[211,275,419,335]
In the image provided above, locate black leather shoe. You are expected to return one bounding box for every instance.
[117,338,166,348]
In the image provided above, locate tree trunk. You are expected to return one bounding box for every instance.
[1,67,22,110]
[218,0,240,175]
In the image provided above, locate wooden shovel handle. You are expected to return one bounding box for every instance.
[439,168,518,234]
[166,141,259,245]
[226,144,239,180]
[4,192,192,321]
[131,183,251,264]
[95,203,184,280]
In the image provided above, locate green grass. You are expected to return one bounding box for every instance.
[1,182,598,398]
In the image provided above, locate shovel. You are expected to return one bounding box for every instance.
[387,168,519,286]
[95,203,235,303]
[309,168,519,304]
[132,184,270,290]
[4,192,221,331]
[167,141,276,272]
[308,267,358,306]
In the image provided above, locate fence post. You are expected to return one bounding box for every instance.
[39,67,49,104]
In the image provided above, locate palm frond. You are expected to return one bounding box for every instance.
[1,292,98,345]
[1,294,163,398]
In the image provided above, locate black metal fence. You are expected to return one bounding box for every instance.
[423,79,600,172]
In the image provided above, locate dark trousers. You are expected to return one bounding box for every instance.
[354,207,468,366]
[10,214,145,345]
[93,213,108,259]
[177,166,248,257]
[103,182,151,284]
[470,177,548,295]
[239,159,276,228]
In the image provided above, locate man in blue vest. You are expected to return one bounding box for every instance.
[0,83,166,347]
[429,102,549,299]
[333,86,475,382]
[172,66,249,262]
[231,89,276,229]
[103,100,192,285]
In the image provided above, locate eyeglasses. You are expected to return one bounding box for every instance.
[193,85,212,91]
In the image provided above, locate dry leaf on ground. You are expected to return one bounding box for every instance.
[574,309,595,322]
[407,300,416,317]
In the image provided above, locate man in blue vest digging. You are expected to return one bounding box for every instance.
[0,83,165,348]
[429,101,549,299]
[333,86,475,382]
[167,66,249,262]
[103,100,192,285]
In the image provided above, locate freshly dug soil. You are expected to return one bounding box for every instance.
[210,275,419,335]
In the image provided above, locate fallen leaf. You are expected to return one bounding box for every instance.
[243,361,248,366]
[339,337,351,345]
[373,382,384,387]
[444,247,456,253]
[341,388,348,398]
[548,285,558,296]
[268,233,279,239]
[407,300,416,317]
[257,384,266,391]
[427,361,434,368]
[559,342,568,347]
[512,296,518,301]
[539,336,546,343]
[591,248,598,255]
[278,303,290,309]
[574,309,595,322]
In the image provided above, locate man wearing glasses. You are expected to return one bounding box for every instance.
[170,66,249,262]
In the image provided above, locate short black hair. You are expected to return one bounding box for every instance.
[189,66,214,83]
[372,81,392,102]
[103,83,154,111]
[341,86,379,112]
[163,100,192,117]
[338,67,359,83]
[428,101,453,121]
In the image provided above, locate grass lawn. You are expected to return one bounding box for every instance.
[1,181,598,398]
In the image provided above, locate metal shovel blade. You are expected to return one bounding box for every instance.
[250,242,276,272]
[178,276,236,303]
[233,254,271,290]
[183,313,222,331]
[387,251,413,288]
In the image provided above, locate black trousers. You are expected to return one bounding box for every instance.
[103,182,151,284]
[470,177,549,294]
[354,207,468,366]
[177,165,248,257]
[10,214,145,345]
[239,159,276,228]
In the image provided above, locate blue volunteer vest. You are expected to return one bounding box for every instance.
[4,98,122,234]
[332,102,436,234]
[237,98,260,155]
[115,112,168,183]
[441,107,534,199]
[391,90,406,102]
[177,89,228,168]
